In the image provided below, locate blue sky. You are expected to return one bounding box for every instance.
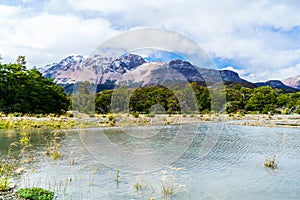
[1,0,300,82]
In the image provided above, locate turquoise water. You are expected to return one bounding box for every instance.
[0,124,300,199]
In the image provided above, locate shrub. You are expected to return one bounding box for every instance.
[34,113,43,118]
[108,114,115,125]
[108,114,114,121]
[148,113,155,118]
[131,112,139,118]
[13,112,22,117]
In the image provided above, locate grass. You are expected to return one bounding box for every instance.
[45,132,62,160]
[0,139,31,191]
[0,176,11,191]
[162,181,174,199]
[134,177,147,192]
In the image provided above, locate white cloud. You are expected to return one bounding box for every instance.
[0,4,118,67]
[1,0,300,81]
[0,4,20,17]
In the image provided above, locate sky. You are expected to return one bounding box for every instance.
[0,0,300,82]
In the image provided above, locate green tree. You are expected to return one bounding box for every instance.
[95,90,113,113]
[245,86,277,113]
[0,57,70,114]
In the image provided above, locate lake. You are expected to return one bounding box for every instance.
[0,123,300,200]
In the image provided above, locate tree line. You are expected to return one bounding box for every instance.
[93,83,300,115]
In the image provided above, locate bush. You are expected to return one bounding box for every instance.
[131,112,139,118]
[148,113,155,118]
[108,114,114,121]
[13,112,22,117]
[108,114,115,125]
[18,187,55,200]
[34,113,43,118]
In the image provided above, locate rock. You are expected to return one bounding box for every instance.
[0,189,18,200]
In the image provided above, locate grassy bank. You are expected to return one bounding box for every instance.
[0,113,299,130]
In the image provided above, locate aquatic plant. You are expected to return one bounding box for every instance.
[264,155,278,169]
[162,180,174,199]
[134,181,142,191]
[45,132,62,160]
[115,167,120,183]
[134,178,147,192]
[17,187,55,200]
[160,167,187,199]
[0,142,26,191]
[20,136,30,146]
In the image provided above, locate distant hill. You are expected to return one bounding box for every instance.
[255,80,299,93]
[282,75,300,90]
[39,54,297,93]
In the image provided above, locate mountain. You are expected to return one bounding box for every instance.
[255,80,299,92]
[282,75,300,90]
[40,54,295,93]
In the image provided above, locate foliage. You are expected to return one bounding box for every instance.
[129,85,180,114]
[225,85,300,114]
[71,81,96,114]
[95,83,211,115]
[17,187,55,200]
[95,90,113,113]
[245,86,277,114]
[0,56,70,114]
[94,82,300,115]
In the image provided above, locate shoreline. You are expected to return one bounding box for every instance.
[0,114,299,130]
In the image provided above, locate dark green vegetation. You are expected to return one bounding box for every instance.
[0,56,70,114]
[94,83,300,115]
[225,84,300,114]
[17,187,54,200]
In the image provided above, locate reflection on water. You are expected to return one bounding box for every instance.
[0,124,300,199]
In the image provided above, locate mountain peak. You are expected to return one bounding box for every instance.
[169,59,192,67]
[105,54,146,74]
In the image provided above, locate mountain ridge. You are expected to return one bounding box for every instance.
[40,54,299,93]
